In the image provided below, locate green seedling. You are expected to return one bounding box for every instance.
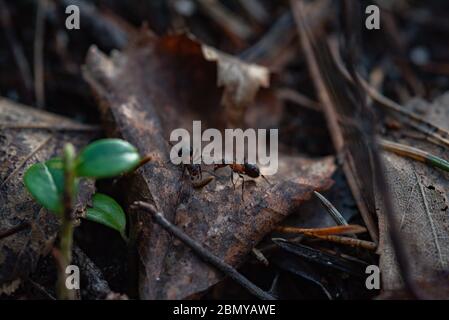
[23,138,142,299]
[86,193,128,241]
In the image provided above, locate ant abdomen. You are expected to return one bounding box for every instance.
[243,163,260,178]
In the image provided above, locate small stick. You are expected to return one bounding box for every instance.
[274,224,366,236]
[305,234,377,251]
[197,0,253,42]
[314,191,349,226]
[277,88,322,112]
[0,123,101,132]
[239,11,295,63]
[134,201,276,300]
[27,278,56,300]
[0,221,30,240]
[380,139,449,173]
[0,136,52,188]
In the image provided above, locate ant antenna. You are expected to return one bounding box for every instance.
[261,174,271,186]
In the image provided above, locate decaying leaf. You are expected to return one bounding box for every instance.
[379,93,449,296]
[0,98,96,294]
[83,31,336,299]
[201,44,270,127]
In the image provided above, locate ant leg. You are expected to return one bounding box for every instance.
[261,174,271,186]
[199,165,203,180]
[239,174,245,200]
[230,171,236,189]
[180,165,186,181]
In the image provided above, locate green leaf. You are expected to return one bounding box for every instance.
[24,158,64,214]
[75,139,141,178]
[86,193,127,240]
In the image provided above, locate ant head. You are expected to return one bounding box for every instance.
[244,163,260,178]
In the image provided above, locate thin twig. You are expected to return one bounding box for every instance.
[0,136,52,188]
[274,224,366,236]
[239,11,295,64]
[380,139,449,173]
[0,123,101,132]
[134,201,276,300]
[0,222,30,240]
[277,88,322,112]
[34,0,47,108]
[27,279,56,300]
[305,234,377,251]
[361,76,449,149]
[197,0,252,44]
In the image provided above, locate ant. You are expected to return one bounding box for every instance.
[177,146,203,182]
[214,160,270,200]
[167,141,216,189]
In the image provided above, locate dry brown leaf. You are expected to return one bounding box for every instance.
[379,94,449,296]
[83,31,336,299]
[0,98,96,294]
[201,45,270,127]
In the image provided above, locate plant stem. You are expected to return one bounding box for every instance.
[57,143,76,300]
